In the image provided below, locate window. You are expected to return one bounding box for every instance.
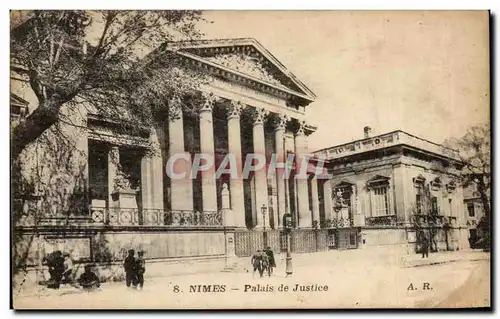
[449,198,453,216]
[416,194,422,214]
[373,185,389,216]
[467,203,475,217]
[431,196,439,215]
[367,175,391,216]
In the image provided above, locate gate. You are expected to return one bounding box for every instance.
[234,230,281,257]
[234,229,329,256]
[337,228,358,250]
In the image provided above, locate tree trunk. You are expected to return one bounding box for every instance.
[11,98,62,159]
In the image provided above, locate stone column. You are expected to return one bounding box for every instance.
[168,96,193,211]
[150,127,164,210]
[311,175,320,224]
[199,93,218,212]
[295,121,311,228]
[226,100,246,227]
[141,154,152,210]
[252,107,269,229]
[274,114,288,228]
[323,180,334,221]
[108,145,120,209]
[393,165,409,225]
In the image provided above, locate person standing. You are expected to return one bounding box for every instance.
[251,250,263,278]
[264,247,276,275]
[421,236,429,259]
[136,251,146,290]
[62,252,75,284]
[123,249,137,288]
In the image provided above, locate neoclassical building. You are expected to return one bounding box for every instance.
[313,127,470,252]
[13,38,334,280]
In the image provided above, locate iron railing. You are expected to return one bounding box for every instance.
[91,207,223,227]
[411,214,457,228]
[365,215,397,227]
[322,217,353,228]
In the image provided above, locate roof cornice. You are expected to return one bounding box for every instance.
[165,38,316,102]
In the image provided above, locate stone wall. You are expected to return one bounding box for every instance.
[13,227,228,289]
[359,228,407,247]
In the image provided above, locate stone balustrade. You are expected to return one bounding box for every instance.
[315,130,460,161]
[90,207,223,227]
[322,217,353,229]
[411,214,457,228]
[365,215,398,227]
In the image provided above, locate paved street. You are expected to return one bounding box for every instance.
[13,250,490,309]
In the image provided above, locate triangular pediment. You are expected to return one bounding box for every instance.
[334,179,355,188]
[166,38,316,103]
[367,174,390,185]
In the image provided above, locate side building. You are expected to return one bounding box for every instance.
[314,127,469,253]
[463,177,490,248]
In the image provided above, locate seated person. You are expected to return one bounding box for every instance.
[62,252,75,283]
[78,265,100,290]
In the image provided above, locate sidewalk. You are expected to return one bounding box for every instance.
[401,250,490,268]
[14,248,490,299]
[229,248,490,272]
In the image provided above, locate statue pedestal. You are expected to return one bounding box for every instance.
[111,188,138,209]
[338,206,349,220]
[353,214,365,227]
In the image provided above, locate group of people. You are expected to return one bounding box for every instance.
[251,246,276,278]
[42,248,147,291]
[42,250,100,290]
[123,249,146,289]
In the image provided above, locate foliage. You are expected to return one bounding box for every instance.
[11,10,210,158]
[444,124,490,215]
[445,123,490,248]
[10,10,210,280]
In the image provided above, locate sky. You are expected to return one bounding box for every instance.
[198,11,490,151]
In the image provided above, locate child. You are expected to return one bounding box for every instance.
[264,246,276,275]
[62,252,75,283]
[136,251,146,289]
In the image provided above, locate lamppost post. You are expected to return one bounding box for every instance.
[283,213,293,277]
[261,204,267,248]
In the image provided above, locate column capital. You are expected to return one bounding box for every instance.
[200,92,217,113]
[109,145,120,165]
[227,100,246,120]
[168,95,183,121]
[251,107,269,126]
[273,113,289,132]
[295,120,307,136]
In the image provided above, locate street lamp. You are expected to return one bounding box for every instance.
[283,213,293,277]
[261,204,268,247]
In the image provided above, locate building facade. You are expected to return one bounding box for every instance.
[314,128,470,252]
[463,179,489,248]
[13,38,337,281]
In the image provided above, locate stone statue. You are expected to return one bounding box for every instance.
[114,170,132,192]
[333,188,346,207]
